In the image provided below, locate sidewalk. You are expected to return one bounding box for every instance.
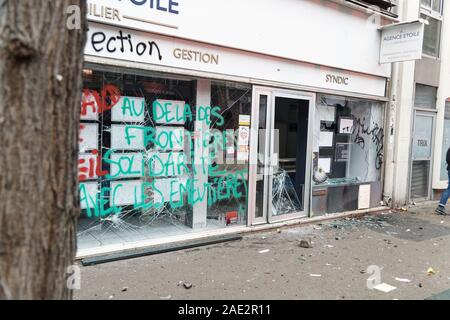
[74,201,450,300]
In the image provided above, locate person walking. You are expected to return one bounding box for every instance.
[436,147,450,215]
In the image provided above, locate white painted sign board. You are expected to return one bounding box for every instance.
[86,0,390,77]
[112,96,146,123]
[110,180,143,207]
[380,20,425,64]
[109,152,144,178]
[79,123,98,152]
[111,125,145,150]
[85,23,388,98]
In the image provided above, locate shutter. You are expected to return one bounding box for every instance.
[410,160,430,199]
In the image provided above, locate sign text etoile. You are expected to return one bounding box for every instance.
[129,0,179,14]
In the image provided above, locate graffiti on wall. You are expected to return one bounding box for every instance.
[78,85,249,219]
[352,117,385,170]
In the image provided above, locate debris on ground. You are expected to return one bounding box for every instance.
[121,287,128,292]
[310,274,322,278]
[259,249,270,254]
[183,283,193,290]
[373,283,397,293]
[427,267,436,276]
[178,281,193,290]
[160,295,172,300]
[394,277,411,283]
[299,238,313,248]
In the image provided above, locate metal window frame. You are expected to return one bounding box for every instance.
[420,0,444,18]
[248,86,315,226]
[408,109,437,202]
[420,11,443,59]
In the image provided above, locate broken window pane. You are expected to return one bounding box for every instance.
[77,66,252,251]
[312,95,385,214]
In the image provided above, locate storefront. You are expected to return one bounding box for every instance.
[78,0,393,257]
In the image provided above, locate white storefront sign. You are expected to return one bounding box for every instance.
[86,0,390,78]
[379,20,425,64]
[85,23,387,97]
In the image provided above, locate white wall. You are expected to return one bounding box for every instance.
[87,0,391,77]
[387,0,421,206]
[85,22,387,97]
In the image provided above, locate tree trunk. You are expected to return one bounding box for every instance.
[0,1,87,299]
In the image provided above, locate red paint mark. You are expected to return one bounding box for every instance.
[79,124,86,143]
[88,158,96,178]
[92,149,108,177]
[81,84,122,116]
[78,159,88,182]
[78,149,108,181]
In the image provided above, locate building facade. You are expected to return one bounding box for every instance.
[385,0,450,207]
[77,0,403,257]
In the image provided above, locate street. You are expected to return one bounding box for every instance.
[75,201,450,300]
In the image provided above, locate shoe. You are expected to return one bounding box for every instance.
[435,207,447,215]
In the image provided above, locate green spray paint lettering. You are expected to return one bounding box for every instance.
[124,125,185,150]
[133,181,165,210]
[148,152,190,177]
[79,183,98,218]
[121,97,145,117]
[80,184,122,218]
[197,106,224,126]
[104,149,145,179]
[153,100,193,123]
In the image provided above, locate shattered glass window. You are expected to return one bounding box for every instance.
[313,95,384,186]
[312,95,385,214]
[77,66,252,251]
[208,82,252,226]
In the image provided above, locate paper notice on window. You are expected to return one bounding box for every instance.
[239,115,251,126]
[319,131,333,147]
[358,184,371,209]
[79,123,99,152]
[237,146,249,161]
[318,105,336,122]
[318,157,331,174]
[339,118,354,134]
[238,126,250,146]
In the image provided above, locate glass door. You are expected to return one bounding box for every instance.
[410,110,436,201]
[248,87,314,225]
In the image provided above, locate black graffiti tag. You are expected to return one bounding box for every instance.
[352,117,384,170]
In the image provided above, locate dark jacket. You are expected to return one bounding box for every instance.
[447,147,450,171]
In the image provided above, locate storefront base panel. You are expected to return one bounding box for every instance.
[312,181,383,216]
[76,206,388,259]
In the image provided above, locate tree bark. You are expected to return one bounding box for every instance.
[0,0,87,299]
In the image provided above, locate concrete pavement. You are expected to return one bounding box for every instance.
[74,201,450,300]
